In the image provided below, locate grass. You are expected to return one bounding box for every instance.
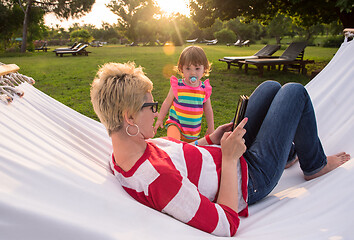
[0,44,338,137]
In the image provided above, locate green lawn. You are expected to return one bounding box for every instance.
[0,44,338,137]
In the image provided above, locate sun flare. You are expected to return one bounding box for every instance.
[155,0,190,16]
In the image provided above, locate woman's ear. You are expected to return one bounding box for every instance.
[123,111,135,125]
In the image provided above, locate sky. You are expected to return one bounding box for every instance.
[44,0,190,29]
[44,0,118,29]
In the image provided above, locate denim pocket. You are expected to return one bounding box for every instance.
[247,170,259,204]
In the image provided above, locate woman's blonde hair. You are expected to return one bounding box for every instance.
[176,46,211,76]
[90,62,153,136]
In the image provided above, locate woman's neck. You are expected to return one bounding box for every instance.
[111,131,147,172]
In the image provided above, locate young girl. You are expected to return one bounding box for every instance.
[154,46,214,142]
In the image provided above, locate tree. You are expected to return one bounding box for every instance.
[70,29,92,43]
[169,14,196,46]
[226,18,263,42]
[190,0,354,29]
[10,0,95,52]
[201,18,223,40]
[84,23,120,42]
[0,2,23,50]
[267,14,292,44]
[107,0,158,42]
[136,20,157,44]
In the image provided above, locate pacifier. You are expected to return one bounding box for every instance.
[190,76,197,83]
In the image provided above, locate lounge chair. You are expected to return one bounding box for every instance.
[241,40,250,47]
[233,39,242,46]
[240,41,314,76]
[206,39,218,45]
[219,44,281,69]
[35,43,49,52]
[53,42,81,52]
[125,42,139,47]
[186,38,198,44]
[90,41,103,47]
[55,44,91,57]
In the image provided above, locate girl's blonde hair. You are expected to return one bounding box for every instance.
[176,46,211,77]
[90,62,153,136]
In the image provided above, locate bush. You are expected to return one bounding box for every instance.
[295,36,316,46]
[5,47,20,53]
[26,42,35,52]
[47,39,71,46]
[260,39,269,45]
[214,29,236,43]
[322,35,344,48]
[108,38,120,44]
[171,33,184,46]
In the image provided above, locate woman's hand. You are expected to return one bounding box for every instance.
[208,122,233,145]
[220,118,248,161]
[205,127,215,136]
[216,118,247,213]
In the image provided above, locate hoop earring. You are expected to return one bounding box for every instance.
[126,124,140,137]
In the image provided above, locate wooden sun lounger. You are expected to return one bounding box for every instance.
[55,44,91,57]
[239,42,314,76]
[219,44,280,69]
[35,43,49,52]
[53,43,81,52]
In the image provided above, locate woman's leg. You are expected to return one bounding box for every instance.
[245,83,327,204]
[243,80,281,148]
[243,81,297,165]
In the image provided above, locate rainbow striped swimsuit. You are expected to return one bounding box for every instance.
[165,76,212,140]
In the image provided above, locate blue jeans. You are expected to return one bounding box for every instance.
[243,81,327,204]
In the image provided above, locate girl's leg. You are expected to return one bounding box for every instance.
[245,83,327,204]
[167,125,196,143]
[167,125,182,141]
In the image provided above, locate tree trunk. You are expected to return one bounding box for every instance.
[20,0,33,53]
[305,29,312,42]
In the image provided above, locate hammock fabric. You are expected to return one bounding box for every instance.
[1,38,353,239]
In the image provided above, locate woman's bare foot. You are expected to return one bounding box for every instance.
[285,156,298,169]
[304,152,351,181]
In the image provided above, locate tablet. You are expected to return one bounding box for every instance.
[231,95,249,131]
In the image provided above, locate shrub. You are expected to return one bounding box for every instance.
[5,47,20,53]
[322,35,344,48]
[108,38,120,44]
[26,42,35,52]
[260,39,268,45]
[214,29,236,43]
[47,39,71,46]
[171,32,184,46]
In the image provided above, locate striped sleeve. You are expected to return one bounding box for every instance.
[148,171,240,237]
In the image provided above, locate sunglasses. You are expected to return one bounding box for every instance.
[141,102,158,113]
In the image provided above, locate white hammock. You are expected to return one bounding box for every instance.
[1,36,353,239]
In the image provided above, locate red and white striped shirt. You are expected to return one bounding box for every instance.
[110,137,249,237]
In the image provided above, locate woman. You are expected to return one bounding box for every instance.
[90,62,350,237]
